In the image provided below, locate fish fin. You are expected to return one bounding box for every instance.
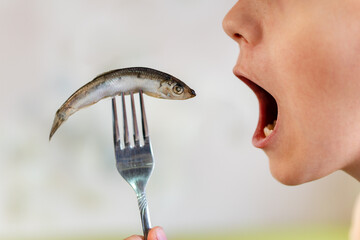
[49,109,67,141]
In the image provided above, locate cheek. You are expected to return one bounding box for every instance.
[264,17,360,183]
[159,87,172,97]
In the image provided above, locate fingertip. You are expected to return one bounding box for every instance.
[148,226,167,240]
[124,234,144,240]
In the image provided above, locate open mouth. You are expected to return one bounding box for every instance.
[237,75,279,148]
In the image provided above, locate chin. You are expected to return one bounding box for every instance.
[266,152,335,186]
[270,167,310,186]
[268,162,313,186]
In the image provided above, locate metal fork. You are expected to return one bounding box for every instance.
[111,91,154,240]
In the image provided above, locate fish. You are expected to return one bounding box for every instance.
[49,67,196,140]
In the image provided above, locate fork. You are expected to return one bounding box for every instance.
[111,91,154,240]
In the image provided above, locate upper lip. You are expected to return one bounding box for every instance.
[232,67,278,108]
[233,68,265,95]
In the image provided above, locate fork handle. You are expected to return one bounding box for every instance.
[137,192,152,240]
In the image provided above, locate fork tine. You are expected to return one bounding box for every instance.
[111,97,120,145]
[130,92,140,146]
[112,92,153,240]
[139,90,149,140]
[121,92,130,147]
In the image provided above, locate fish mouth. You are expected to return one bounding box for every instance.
[234,71,279,148]
[189,88,196,98]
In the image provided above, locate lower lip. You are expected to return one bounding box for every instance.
[252,115,279,148]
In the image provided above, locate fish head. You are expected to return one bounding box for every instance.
[157,77,196,100]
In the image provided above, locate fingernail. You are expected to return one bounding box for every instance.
[154,227,167,240]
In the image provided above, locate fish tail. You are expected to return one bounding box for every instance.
[49,109,66,141]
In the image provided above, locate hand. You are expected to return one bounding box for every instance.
[124,226,167,240]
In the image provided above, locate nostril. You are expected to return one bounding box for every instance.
[234,32,250,44]
[234,33,242,38]
[233,33,249,43]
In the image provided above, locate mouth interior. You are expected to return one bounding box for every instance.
[239,76,278,138]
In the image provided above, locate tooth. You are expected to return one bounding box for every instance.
[264,127,273,137]
[263,120,277,137]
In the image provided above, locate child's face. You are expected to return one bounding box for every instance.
[223,0,360,184]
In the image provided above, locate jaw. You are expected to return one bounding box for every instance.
[184,90,196,100]
[143,91,163,99]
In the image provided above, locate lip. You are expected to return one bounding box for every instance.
[252,110,279,148]
[233,70,279,148]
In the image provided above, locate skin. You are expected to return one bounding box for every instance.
[124,227,167,240]
[223,0,360,185]
[126,0,360,238]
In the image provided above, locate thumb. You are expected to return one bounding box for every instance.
[147,226,167,240]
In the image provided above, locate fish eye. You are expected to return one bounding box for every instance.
[173,85,184,95]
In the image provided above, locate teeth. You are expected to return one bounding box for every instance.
[264,127,273,137]
[264,120,277,137]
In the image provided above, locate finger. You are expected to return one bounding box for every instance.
[147,226,167,240]
[124,234,144,240]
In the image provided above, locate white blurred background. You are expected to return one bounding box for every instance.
[0,0,358,239]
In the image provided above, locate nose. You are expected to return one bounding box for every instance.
[190,89,196,97]
[222,1,263,45]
